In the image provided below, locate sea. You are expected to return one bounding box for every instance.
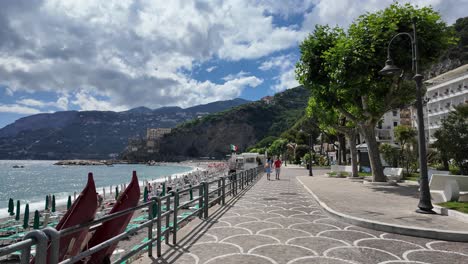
[0,160,193,218]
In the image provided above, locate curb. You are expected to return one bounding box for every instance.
[296,177,468,242]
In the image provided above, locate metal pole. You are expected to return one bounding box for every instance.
[203,182,209,218]
[217,178,221,205]
[198,184,203,218]
[309,134,313,176]
[165,196,170,244]
[42,227,60,263]
[156,197,162,257]
[148,200,154,257]
[412,20,433,213]
[172,191,178,244]
[221,177,226,205]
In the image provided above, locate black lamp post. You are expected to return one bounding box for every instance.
[379,18,434,214]
[300,129,313,176]
[308,134,313,176]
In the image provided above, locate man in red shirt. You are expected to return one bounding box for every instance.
[274,157,282,180]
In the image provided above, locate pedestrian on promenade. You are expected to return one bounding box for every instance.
[265,157,273,180]
[274,157,282,180]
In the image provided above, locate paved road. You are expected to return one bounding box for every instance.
[146,167,468,264]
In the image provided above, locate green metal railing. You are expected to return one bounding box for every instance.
[0,166,262,263]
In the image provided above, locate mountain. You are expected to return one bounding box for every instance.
[132,86,309,161]
[0,98,250,160]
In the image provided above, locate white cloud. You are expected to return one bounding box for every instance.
[222,71,250,81]
[258,54,299,92]
[0,104,41,114]
[17,97,69,110]
[273,68,299,92]
[259,55,294,71]
[0,0,303,110]
[16,98,47,107]
[71,91,127,112]
[302,0,468,31]
[206,66,217,73]
[0,0,465,111]
[56,96,68,110]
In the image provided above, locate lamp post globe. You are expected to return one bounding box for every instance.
[379,59,401,76]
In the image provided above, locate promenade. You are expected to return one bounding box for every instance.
[136,167,468,264]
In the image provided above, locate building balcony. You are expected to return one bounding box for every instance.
[427,87,468,103]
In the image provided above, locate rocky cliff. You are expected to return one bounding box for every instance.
[0,99,249,159]
[151,86,310,161]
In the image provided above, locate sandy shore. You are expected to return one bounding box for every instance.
[0,161,228,263]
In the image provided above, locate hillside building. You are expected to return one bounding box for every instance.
[146,128,172,140]
[261,96,274,104]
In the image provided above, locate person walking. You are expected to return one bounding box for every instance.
[274,156,282,180]
[265,157,273,180]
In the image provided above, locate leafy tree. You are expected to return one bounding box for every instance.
[433,104,468,175]
[296,3,454,181]
[307,97,359,177]
[268,138,288,158]
[379,143,399,167]
[295,145,309,164]
[394,125,417,174]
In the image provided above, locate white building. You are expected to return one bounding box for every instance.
[146,128,172,140]
[375,109,401,143]
[424,64,468,143]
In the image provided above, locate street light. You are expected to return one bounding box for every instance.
[379,18,434,214]
[300,129,314,176]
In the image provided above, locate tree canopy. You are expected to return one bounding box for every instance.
[433,104,468,175]
[296,3,454,181]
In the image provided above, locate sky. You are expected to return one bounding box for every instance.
[0,0,467,128]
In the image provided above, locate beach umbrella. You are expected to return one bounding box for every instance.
[45,195,49,210]
[52,195,56,213]
[8,198,14,216]
[15,200,20,221]
[67,195,72,210]
[161,183,166,197]
[189,185,193,201]
[175,189,179,207]
[143,186,148,202]
[115,186,119,200]
[23,204,29,229]
[33,210,40,229]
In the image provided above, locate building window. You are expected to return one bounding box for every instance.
[392,110,398,117]
[393,121,398,127]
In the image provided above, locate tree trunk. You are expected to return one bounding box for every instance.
[339,134,346,164]
[336,148,341,165]
[360,124,386,182]
[348,131,359,178]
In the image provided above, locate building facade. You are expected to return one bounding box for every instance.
[424,64,468,143]
[146,128,172,140]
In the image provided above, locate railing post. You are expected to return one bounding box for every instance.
[165,195,171,244]
[156,197,162,257]
[148,199,154,257]
[23,230,48,264]
[43,227,60,263]
[198,184,204,218]
[203,181,209,218]
[244,171,247,189]
[233,173,237,195]
[217,178,222,205]
[172,191,179,245]
[221,177,226,206]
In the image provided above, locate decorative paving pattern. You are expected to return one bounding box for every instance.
[159,169,468,264]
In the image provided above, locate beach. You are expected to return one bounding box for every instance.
[0,160,228,262]
[0,160,194,219]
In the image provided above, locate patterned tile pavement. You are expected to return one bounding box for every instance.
[147,168,468,264]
